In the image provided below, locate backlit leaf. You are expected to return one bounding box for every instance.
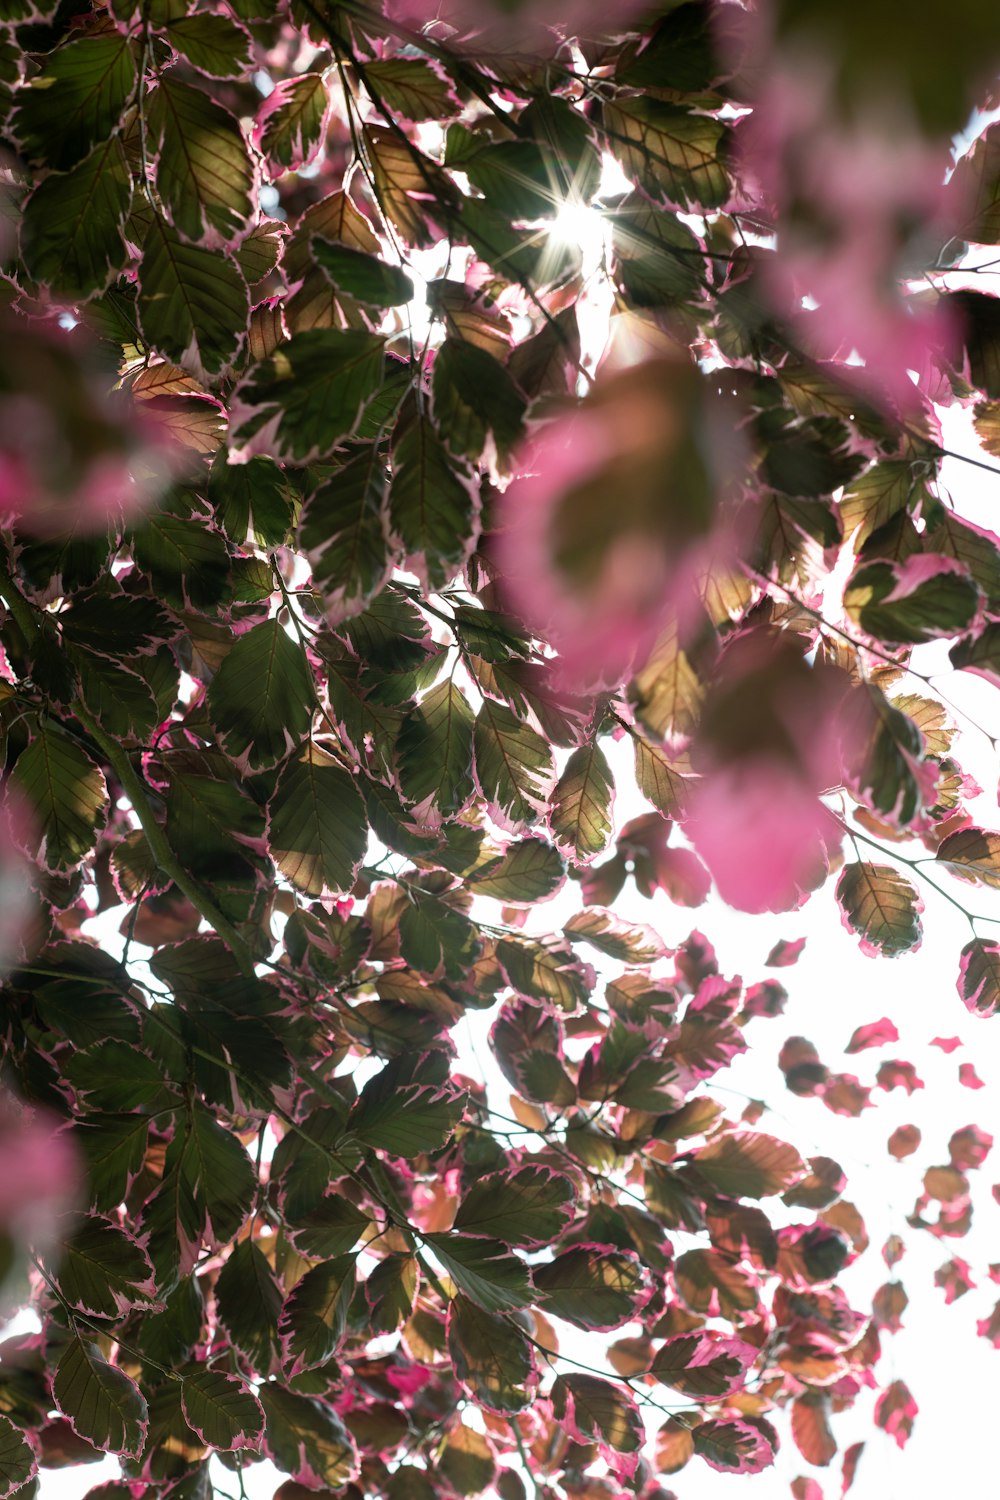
[181,1370,263,1451]
[836,863,923,958]
[268,742,367,896]
[229,329,386,464]
[454,1166,575,1246]
[137,216,248,381]
[149,77,254,249]
[53,1334,147,1459]
[447,1295,535,1412]
[550,742,614,863]
[208,620,314,772]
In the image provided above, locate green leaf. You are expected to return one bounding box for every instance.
[229,329,387,464]
[447,126,556,220]
[388,415,479,591]
[10,724,107,871]
[399,889,482,980]
[298,448,392,625]
[143,1103,255,1275]
[367,1254,418,1333]
[161,13,253,77]
[54,1217,158,1319]
[181,1370,263,1452]
[693,1418,773,1473]
[0,1416,35,1500]
[447,1295,535,1412]
[75,653,159,740]
[53,1333,148,1458]
[958,936,1000,1016]
[207,620,315,771]
[362,57,459,121]
[470,838,566,904]
[844,557,981,644]
[924,508,1000,612]
[285,1195,369,1259]
[348,1072,463,1157]
[604,97,730,210]
[11,32,137,170]
[936,826,1000,889]
[497,935,593,1011]
[533,1247,646,1331]
[312,237,413,306]
[254,73,330,173]
[454,1165,575,1246]
[633,731,691,818]
[474,700,554,833]
[278,1255,356,1376]
[423,1234,531,1314]
[840,461,925,552]
[74,1114,150,1213]
[209,454,296,546]
[149,77,254,249]
[215,1239,283,1371]
[432,339,526,466]
[258,1385,358,1489]
[551,1374,644,1462]
[138,216,248,381]
[629,622,706,741]
[690,1132,806,1200]
[396,679,475,823]
[836,862,923,958]
[131,495,233,610]
[564,907,668,964]
[66,1040,175,1111]
[19,137,131,299]
[268,742,368,896]
[550,742,614,863]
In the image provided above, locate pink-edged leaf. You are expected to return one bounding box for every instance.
[690,1130,806,1199]
[960,1062,985,1089]
[742,979,789,1019]
[533,1245,649,1332]
[874,1380,917,1449]
[845,1017,898,1053]
[821,1073,873,1117]
[887,1124,921,1160]
[872,1280,908,1333]
[977,1301,1000,1347]
[934,1256,975,1304]
[452,1165,575,1247]
[650,1331,757,1400]
[949,1124,993,1169]
[694,1417,775,1474]
[259,1384,359,1489]
[181,1369,264,1451]
[841,1440,865,1494]
[551,1374,644,1484]
[882,1234,906,1267]
[0,1414,37,1500]
[931,1035,962,1051]
[875,1059,924,1095]
[766,937,806,967]
[957,937,1000,1016]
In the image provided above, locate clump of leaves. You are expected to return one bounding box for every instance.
[2,0,1000,1496]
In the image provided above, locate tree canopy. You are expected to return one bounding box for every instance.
[2,2,1000,1498]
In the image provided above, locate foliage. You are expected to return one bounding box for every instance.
[0,2,1000,1499]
